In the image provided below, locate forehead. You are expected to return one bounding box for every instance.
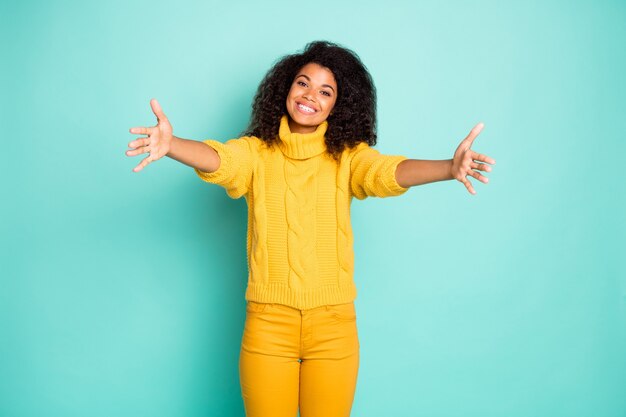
[295,63,337,87]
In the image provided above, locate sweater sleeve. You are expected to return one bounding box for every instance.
[194,136,256,199]
[349,142,410,200]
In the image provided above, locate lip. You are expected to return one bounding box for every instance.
[295,101,318,115]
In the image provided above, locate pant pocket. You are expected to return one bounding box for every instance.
[327,302,356,321]
[246,301,268,314]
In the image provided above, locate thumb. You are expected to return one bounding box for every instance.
[463,122,484,148]
[150,98,168,123]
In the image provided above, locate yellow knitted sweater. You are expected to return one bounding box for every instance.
[195,115,409,309]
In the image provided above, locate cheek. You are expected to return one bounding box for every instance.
[325,99,337,115]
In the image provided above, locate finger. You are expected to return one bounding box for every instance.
[470,162,492,172]
[126,145,150,157]
[460,177,476,195]
[128,137,151,149]
[132,154,153,173]
[129,126,152,136]
[463,122,484,147]
[472,151,496,165]
[150,98,169,123]
[467,169,489,184]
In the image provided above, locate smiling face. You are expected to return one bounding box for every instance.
[285,62,338,134]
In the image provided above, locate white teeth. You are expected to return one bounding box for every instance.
[298,104,315,113]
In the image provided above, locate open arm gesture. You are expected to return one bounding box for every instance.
[450,122,496,195]
[126,98,173,172]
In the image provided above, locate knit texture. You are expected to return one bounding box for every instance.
[195,115,409,309]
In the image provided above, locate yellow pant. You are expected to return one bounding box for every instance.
[239,301,360,417]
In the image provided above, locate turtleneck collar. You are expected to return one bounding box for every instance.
[277,115,328,160]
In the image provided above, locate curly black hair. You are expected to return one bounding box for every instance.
[244,40,377,161]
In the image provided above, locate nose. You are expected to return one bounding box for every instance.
[302,90,315,102]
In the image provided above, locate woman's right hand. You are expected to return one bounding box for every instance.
[126,98,174,172]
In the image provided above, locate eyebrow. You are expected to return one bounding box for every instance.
[296,74,336,93]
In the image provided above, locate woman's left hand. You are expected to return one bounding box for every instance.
[450,122,496,195]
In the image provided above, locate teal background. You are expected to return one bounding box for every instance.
[1,0,624,416]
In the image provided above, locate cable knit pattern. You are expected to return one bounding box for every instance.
[195,115,410,309]
[335,151,354,284]
[249,160,269,287]
[283,156,320,289]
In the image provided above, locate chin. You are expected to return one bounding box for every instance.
[287,113,308,126]
[294,116,315,127]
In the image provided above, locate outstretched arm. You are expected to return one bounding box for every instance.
[395,122,496,194]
